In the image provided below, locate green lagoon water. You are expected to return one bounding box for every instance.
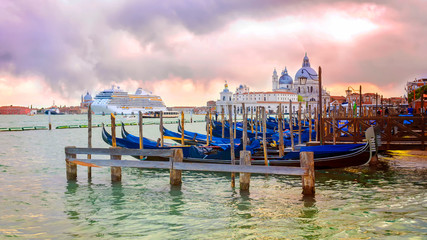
[0,114,426,239]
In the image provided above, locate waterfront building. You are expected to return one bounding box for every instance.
[216,82,301,115]
[346,92,380,106]
[0,105,31,115]
[216,53,329,115]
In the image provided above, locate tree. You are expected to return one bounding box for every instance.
[408,85,427,103]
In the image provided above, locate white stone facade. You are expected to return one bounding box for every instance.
[216,54,329,115]
[273,53,330,110]
[216,83,304,115]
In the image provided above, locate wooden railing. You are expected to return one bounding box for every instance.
[322,116,426,150]
[65,147,315,195]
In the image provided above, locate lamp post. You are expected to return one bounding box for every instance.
[299,76,307,85]
[347,86,363,117]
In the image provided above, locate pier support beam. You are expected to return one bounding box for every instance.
[239,150,251,191]
[170,149,183,186]
[300,152,315,196]
[110,147,122,182]
[65,146,77,181]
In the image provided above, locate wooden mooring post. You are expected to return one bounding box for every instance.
[262,107,268,166]
[181,111,185,145]
[111,113,116,147]
[228,105,236,188]
[289,100,295,151]
[239,150,251,191]
[278,104,284,157]
[300,152,315,195]
[221,108,225,138]
[308,105,312,142]
[160,111,164,147]
[318,66,323,145]
[65,146,77,181]
[170,148,183,185]
[110,147,122,182]
[139,111,144,159]
[87,104,92,179]
[48,111,52,130]
[242,103,247,150]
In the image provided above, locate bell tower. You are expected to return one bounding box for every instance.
[272,68,278,91]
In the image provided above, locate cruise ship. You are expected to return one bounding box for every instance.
[91,86,179,117]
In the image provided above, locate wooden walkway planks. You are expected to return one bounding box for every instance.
[65,147,174,157]
[64,147,315,195]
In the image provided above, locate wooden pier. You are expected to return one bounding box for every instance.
[65,147,315,195]
[320,116,426,150]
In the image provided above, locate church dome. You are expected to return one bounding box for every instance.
[279,67,293,85]
[83,92,92,101]
[295,53,318,81]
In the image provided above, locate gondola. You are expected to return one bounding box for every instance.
[177,123,241,146]
[105,125,261,160]
[102,124,377,169]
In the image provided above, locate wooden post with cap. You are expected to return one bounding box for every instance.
[65,146,77,181]
[239,150,251,191]
[300,151,315,196]
[110,147,121,182]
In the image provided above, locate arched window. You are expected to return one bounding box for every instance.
[223,96,225,101]
[229,96,231,101]
[311,86,313,92]
[298,87,300,93]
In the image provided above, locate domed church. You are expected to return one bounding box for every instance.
[272,53,330,109]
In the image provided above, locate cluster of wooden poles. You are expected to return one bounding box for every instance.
[80,105,316,194]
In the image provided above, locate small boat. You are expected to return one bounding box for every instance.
[177,123,241,146]
[211,121,276,139]
[44,107,63,115]
[102,125,261,160]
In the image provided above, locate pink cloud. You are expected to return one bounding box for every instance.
[0,0,426,107]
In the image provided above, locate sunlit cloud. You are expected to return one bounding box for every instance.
[0,73,73,107]
[0,0,425,107]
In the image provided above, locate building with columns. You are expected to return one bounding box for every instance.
[216,82,303,115]
[216,53,328,115]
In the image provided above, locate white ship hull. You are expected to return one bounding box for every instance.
[91,104,166,115]
[91,86,179,117]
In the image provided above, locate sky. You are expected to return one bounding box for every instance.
[1,0,426,108]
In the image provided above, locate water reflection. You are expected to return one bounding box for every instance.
[168,185,183,216]
[298,195,320,239]
[111,182,124,211]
